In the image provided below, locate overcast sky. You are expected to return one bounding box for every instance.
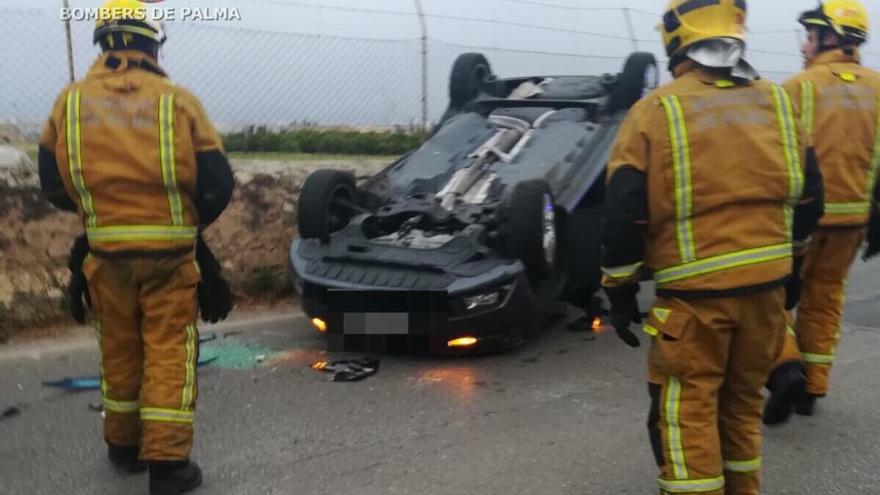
[3,0,880,128]
[10,0,880,71]
[198,0,878,71]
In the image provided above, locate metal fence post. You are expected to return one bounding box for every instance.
[622,7,639,52]
[63,0,76,82]
[414,0,429,131]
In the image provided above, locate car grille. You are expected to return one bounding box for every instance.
[306,259,455,290]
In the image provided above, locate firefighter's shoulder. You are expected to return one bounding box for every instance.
[158,82,211,119]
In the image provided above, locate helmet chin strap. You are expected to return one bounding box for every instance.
[815,26,858,54]
[817,27,835,53]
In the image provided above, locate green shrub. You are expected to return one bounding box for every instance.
[223,128,425,156]
[241,266,293,299]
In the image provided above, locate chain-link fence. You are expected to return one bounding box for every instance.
[1,7,74,138]
[3,1,880,138]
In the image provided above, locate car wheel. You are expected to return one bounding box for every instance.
[504,180,562,284]
[449,53,493,110]
[298,169,359,243]
[608,52,659,113]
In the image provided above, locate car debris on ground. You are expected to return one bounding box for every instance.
[312,357,380,382]
[2,405,23,420]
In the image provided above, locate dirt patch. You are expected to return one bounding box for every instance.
[201,157,387,300]
[0,303,9,343]
[0,155,390,341]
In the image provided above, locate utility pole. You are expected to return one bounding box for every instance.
[414,0,429,132]
[622,8,639,52]
[63,0,76,82]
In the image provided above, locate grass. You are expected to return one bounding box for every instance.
[223,127,425,156]
[18,146,398,164]
[19,144,401,164]
[20,147,395,164]
[228,151,398,162]
[24,144,38,164]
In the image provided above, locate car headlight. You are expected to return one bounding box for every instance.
[464,292,500,311]
[461,284,512,313]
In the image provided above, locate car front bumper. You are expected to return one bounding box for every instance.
[290,238,542,353]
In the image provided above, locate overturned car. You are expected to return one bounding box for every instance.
[290,52,659,353]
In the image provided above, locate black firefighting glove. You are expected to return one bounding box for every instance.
[864,206,880,261]
[785,256,805,311]
[66,235,91,325]
[604,284,643,348]
[196,235,233,324]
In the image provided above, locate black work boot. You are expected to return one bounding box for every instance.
[763,361,807,426]
[107,445,147,474]
[149,461,203,495]
[794,393,820,416]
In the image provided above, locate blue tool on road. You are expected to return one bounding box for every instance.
[42,355,220,391]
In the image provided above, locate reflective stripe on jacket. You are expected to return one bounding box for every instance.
[785,48,880,227]
[39,50,224,253]
[606,64,809,292]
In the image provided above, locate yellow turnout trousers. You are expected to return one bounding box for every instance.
[646,289,786,495]
[774,227,865,395]
[83,253,200,461]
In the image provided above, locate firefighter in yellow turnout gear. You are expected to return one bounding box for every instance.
[763,0,880,426]
[601,1,825,493]
[38,1,234,494]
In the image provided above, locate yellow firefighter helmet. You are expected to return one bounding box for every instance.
[660,0,748,59]
[93,0,166,48]
[799,0,870,45]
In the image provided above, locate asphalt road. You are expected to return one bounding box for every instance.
[1,260,879,495]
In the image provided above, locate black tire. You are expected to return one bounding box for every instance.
[449,53,492,110]
[504,180,559,283]
[297,169,358,243]
[609,52,659,113]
